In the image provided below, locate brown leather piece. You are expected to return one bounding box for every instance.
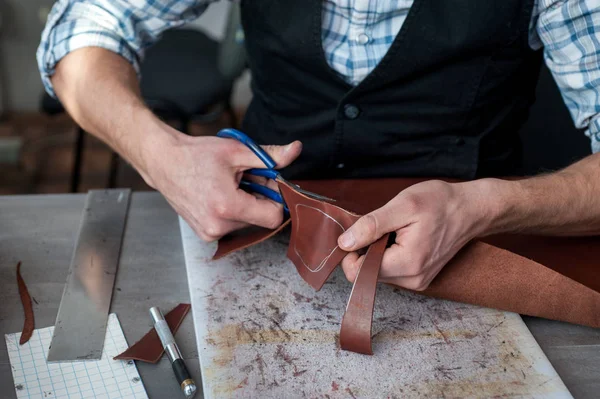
[482,234,600,293]
[421,241,600,327]
[278,180,388,353]
[339,234,389,355]
[16,262,34,345]
[280,181,360,290]
[114,303,191,363]
[214,178,600,354]
[214,220,291,260]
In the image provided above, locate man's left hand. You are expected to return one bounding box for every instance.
[337,180,493,291]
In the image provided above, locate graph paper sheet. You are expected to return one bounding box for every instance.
[4,313,148,399]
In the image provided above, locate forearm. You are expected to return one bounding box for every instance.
[469,153,600,236]
[49,45,301,242]
[51,47,174,184]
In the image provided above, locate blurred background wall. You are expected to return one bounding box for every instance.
[0,0,251,113]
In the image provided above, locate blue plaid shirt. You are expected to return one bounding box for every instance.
[38,0,600,153]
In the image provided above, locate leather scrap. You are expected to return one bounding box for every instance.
[214,178,600,355]
[16,262,34,345]
[114,303,191,363]
[214,220,291,260]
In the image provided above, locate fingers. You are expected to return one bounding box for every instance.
[340,247,433,292]
[380,275,434,292]
[156,136,296,245]
[340,243,433,291]
[263,141,303,169]
[198,192,283,240]
[341,241,434,291]
[219,139,300,230]
[243,173,280,192]
[378,243,438,291]
[380,243,423,279]
[338,205,409,252]
[225,189,286,229]
[341,252,362,282]
[165,195,249,242]
[194,162,287,237]
[199,219,249,242]
[231,140,303,170]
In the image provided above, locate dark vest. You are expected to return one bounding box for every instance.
[240,0,543,179]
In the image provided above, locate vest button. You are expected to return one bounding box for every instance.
[455,138,466,146]
[336,163,345,169]
[344,104,360,119]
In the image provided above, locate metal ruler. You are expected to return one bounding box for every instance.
[47,189,131,362]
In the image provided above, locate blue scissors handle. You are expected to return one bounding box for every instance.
[217,128,336,205]
[246,168,280,180]
[217,128,277,169]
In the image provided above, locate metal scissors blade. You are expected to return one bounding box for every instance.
[276,176,336,202]
[246,168,336,202]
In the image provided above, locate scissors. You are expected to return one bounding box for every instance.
[216,128,335,214]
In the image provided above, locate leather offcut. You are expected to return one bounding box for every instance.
[16,262,34,345]
[215,178,600,355]
[114,303,191,363]
[215,220,291,260]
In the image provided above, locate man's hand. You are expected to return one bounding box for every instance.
[144,125,302,242]
[50,48,302,242]
[337,180,492,291]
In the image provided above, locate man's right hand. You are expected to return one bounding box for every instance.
[143,124,302,242]
[50,48,301,242]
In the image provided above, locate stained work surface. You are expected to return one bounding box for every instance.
[180,220,571,399]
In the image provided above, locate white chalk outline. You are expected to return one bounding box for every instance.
[293,204,345,273]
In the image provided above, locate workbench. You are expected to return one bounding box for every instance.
[1,192,599,398]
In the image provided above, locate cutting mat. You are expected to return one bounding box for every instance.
[179,219,571,398]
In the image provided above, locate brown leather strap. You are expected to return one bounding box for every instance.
[114,303,191,363]
[339,234,389,355]
[16,262,34,345]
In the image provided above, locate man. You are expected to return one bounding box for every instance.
[38,1,600,291]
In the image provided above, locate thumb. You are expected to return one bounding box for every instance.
[263,140,303,169]
[232,140,303,170]
[338,209,392,252]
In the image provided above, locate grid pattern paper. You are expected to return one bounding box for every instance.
[4,314,148,399]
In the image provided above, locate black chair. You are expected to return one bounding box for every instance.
[41,5,247,192]
[140,28,237,132]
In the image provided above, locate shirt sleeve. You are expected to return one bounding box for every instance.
[532,0,600,154]
[37,0,214,97]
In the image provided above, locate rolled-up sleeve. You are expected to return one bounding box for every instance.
[534,0,600,154]
[37,0,213,97]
